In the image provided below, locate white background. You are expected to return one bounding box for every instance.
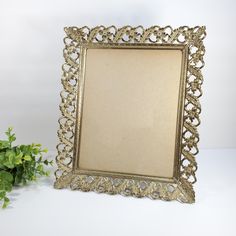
[0,1,236,236]
[0,0,236,150]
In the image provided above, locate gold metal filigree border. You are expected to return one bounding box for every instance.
[54,25,206,203]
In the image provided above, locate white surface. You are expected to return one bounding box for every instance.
[0,0,236,149]
[0,149,235,236]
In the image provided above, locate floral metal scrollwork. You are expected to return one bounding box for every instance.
[55,25,206,203]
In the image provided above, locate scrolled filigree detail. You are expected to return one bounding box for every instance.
[55,25,206,203]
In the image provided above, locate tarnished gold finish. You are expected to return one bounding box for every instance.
[54,25,206,203]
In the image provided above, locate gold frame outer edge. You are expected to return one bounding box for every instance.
[54,25,206,204]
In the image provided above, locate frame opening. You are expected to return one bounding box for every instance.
[74,44,188,181]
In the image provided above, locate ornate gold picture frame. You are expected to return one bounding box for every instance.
[54,25,206,203]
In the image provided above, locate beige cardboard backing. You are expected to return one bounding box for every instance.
[77,48,183,178]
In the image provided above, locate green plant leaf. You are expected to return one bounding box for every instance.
[0,191,6,200]
[0,152,5,166]
[0,170,14,183]
[0,140,10,150]
[5,127,16,148]
[2,197,10,209]
[0,171,13,195]
[3,150,15,168]
[42,148,48,153]
[36,164,43,172]
[23,155,31,161]
[14,152,23,165]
